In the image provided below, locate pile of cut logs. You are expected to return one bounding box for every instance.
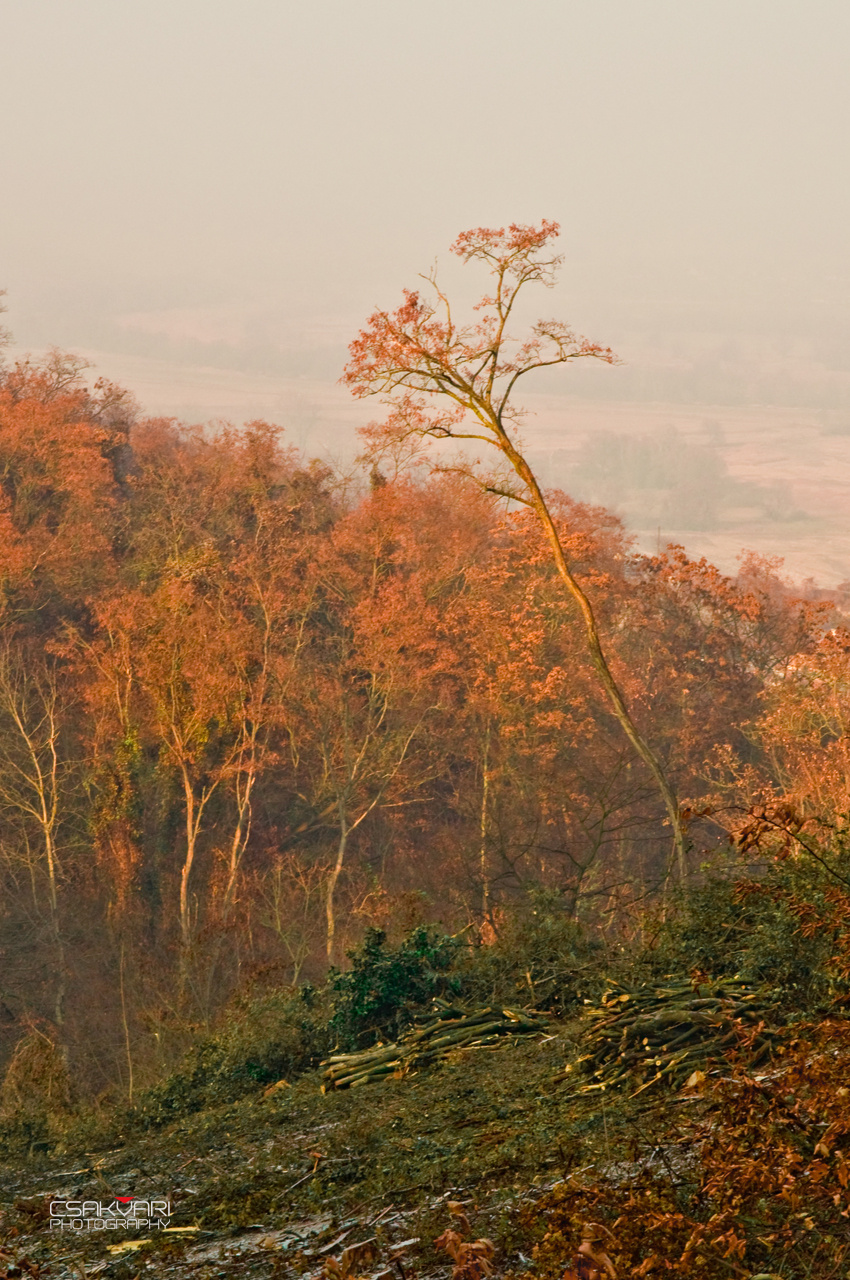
[321,1001,547,1091]
[556,975,779,1098]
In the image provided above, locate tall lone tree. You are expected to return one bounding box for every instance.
[344,220,687,881]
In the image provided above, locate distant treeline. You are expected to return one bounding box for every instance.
[535,425,802,532]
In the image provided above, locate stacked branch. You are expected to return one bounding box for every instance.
[321,1001,547,1091]
[556,976,780,1098]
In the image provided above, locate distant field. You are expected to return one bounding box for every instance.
[522,394,850,588]
[20,346,850,589]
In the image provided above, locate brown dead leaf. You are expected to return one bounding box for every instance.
[447,1201,472,1234]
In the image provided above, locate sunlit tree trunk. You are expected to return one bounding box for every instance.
[0,648,71,1027]
[306,677,431,965]
[176,753,218,949]
[326,807,349,964]
[501,442,687,884]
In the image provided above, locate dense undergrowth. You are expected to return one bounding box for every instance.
[134,846,850,1143]
[3,846,850,1278]
[3,846,849,1156]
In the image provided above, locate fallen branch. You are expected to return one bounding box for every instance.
[557,976,780,1097]
[321,1003,547,1091]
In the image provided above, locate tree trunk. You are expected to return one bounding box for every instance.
[179,764,198,949]
[221,766,255,922]
[326,815,348,964]
[505,442,688,884]
[480,720,491,920]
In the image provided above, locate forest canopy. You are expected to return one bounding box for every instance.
[0,338,844,1101]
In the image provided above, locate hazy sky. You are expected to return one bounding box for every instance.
[2,2,847,353]
[3,0,850,589]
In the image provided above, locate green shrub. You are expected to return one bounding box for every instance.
[651,858,845,1013]
[134,988,329,1127]
[328,926,458,1049]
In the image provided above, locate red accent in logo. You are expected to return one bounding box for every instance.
[115,1197,135,1203]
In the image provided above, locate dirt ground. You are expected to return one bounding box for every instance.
[1,1027,619,1280]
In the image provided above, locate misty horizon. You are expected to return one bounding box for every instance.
[3,0,850,584]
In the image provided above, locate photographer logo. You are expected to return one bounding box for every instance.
[49,1197,172,1231]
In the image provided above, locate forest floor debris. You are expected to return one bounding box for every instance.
[558,974,780,1097]
[0,1031,582,1279]
[321,1002,549,1091]
[1,1006,845,1279]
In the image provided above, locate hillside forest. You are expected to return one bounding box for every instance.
[1,225,849,1102]
[3,226,850,1280]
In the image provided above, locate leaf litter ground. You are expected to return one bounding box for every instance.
[1,980,823,1279]
[0,1019,669,1280]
